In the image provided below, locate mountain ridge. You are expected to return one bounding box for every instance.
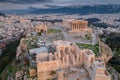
[30,4,120,15]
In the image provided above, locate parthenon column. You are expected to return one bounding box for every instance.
[73,55,75,65]
[76,24,78,30]
[77,24,79,30]
[66,55,69,66]
[74,24,76,29]
[73,24,75,30]
[62,57,65,64]
[79,24,80,29]
[77,54,79,64]
[72,24,73,30]
[75,24,77,30]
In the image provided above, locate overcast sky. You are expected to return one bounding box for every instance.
[0,0,120,10]
[0,0,120,4]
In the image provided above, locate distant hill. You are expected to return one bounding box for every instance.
[30,4,120,15]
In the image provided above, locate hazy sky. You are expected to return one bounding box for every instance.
[0,0,120,10]
[0,0,120,4]
[53,0,120,4]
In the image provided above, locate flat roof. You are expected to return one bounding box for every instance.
[29,47,48,54]
[54,40,71,47]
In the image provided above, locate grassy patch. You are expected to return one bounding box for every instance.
[5,74,8,80]
[8,65,16,73]
[85,34,92,41]
[76,43,99,56]
[48,28,62,34]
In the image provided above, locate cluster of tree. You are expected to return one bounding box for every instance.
[47,28,62,34]
[76,43,99,56]
[85,18,101,25]
[91,22,116,28]
[114,19,120,22]
[30,19,62,24]
[100,32,120,73]
[85,18,117,28]
[0,39,20,73]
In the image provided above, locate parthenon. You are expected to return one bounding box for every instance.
[71,20,88,31]
[63,19,92,32]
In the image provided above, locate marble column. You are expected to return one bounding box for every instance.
[77,24,79,30]
[72,24,74,30]
[62,57,65,64]
[66,55,69,66]
[73,55,75,65]
[75,24,76,30]
[73,24,75,30]
[76,24,77,30]
[79,24,81,29]
[80,52,82,64]
[74,24,75,30]
[77,54,79,64]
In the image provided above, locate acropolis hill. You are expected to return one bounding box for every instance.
[16,20,113,80]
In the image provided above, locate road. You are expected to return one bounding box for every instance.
[107,66,120,80]
[51,26,93,44]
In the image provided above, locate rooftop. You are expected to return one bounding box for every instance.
[64,19,87,23]
[54,40,71,47]
[71,20,88,24]
[29,47,48,54]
